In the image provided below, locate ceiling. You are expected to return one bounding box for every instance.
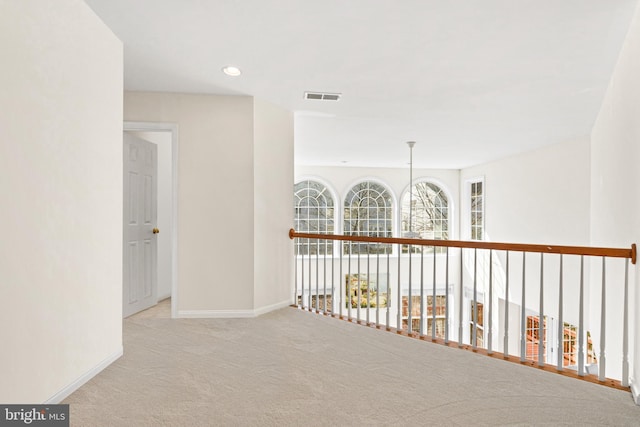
[86,0,638,169]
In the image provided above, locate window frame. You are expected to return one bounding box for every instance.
[401,294,449,337]
[342,178,396,256]
[399,178,453,255]
[525,314,547,362]
[464,176,485,241]
[470,301,485,347]
[294,177,338,257]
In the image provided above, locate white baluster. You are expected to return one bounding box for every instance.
[622,258,629,387]
[599,257,606,381]
[504,251,509,357]
[578,256,585,377]
[557,254,564,371]
[520,252,526,363]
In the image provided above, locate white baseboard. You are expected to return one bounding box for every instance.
[631,380,640,406]
[45,347,123,404]
[177,299,292,319]
[177,309,256,318]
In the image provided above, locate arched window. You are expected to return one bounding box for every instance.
[294,179,334,255]
[343,181,393,254]
[401,181,449,253]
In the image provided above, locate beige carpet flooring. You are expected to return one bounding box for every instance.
[64,299,639,426]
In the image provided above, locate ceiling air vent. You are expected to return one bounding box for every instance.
[304,91,341,101]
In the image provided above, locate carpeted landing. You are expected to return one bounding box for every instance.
[64,300,639,426]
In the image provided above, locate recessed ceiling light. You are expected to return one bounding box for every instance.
[222,66,242,77]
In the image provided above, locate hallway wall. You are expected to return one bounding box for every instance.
[590,0,640,401]
[124,93,294,315]
[125,93,255,313]
[0,0,123,403]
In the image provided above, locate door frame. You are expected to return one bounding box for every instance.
[124,121,179,318]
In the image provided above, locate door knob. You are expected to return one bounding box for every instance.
[153,228,160,234]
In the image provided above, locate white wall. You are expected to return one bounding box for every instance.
[125,93,294,315]
[460,138,593,359]
[590,0,640,401]
[0,0,123,403]
[460,137,591,246]
[129,131,173,300]
[253,99,294,311]
[125,92,255,312]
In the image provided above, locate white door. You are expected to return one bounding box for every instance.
[123,132,158,317]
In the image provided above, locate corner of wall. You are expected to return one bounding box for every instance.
[252,99,294,311]
[254,299,293,317]
[49,347,123,404]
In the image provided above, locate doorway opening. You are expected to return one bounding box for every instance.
[124,122,178,318]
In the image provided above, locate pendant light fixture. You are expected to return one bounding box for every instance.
[406,141,418,238]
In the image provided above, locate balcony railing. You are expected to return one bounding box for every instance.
[289,228,636,390]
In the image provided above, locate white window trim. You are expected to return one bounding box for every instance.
[399,177,455,256]
[463,176,485,241]
[400,290,453,338]
[294,176,339,258]
[524,312,555,364]
[342,177,397,256]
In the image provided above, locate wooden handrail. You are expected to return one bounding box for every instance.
[289,229,636,264]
